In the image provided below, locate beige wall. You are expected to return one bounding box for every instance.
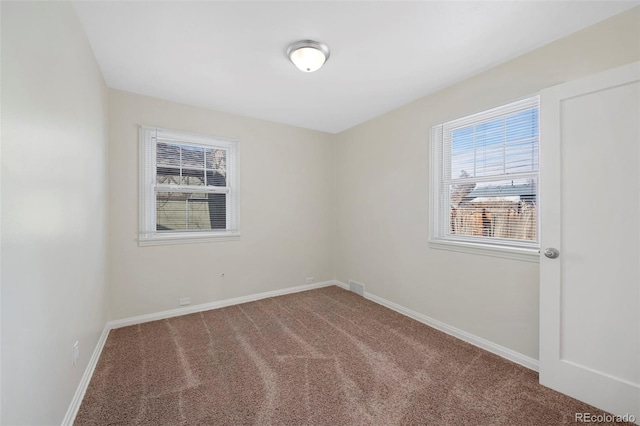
[334,7,640,360]
[108,90,335,320]
[1,2,110,424]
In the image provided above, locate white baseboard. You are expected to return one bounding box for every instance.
[107,280,337,329]
[334,280,349,290]
[336,280,539,371]
[61,325,110,426]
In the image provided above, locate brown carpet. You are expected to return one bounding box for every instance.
[76,286,624,425]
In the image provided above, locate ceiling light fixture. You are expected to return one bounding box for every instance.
[286,40,330,73]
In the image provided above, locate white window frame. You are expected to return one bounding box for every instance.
[139,125,239,246]
[429,97,540,262]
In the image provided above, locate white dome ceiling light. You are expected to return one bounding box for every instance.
[286,40,330,73]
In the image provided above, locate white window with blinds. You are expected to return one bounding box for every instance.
[430,96,540,261]
[139,126,239,246]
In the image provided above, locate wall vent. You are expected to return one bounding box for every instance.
[348,280,365,296]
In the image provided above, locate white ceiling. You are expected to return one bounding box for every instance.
[73,1,637,134]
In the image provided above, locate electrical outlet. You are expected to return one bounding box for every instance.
[73,341,79,366]
[306,277,315,284]
[179,297,191,306]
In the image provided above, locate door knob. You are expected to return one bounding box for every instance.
[544,248,560,259]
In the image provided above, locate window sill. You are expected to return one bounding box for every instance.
[428,239,539,262]
[138,232,241,247]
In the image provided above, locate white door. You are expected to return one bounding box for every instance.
[539,61,640,421]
